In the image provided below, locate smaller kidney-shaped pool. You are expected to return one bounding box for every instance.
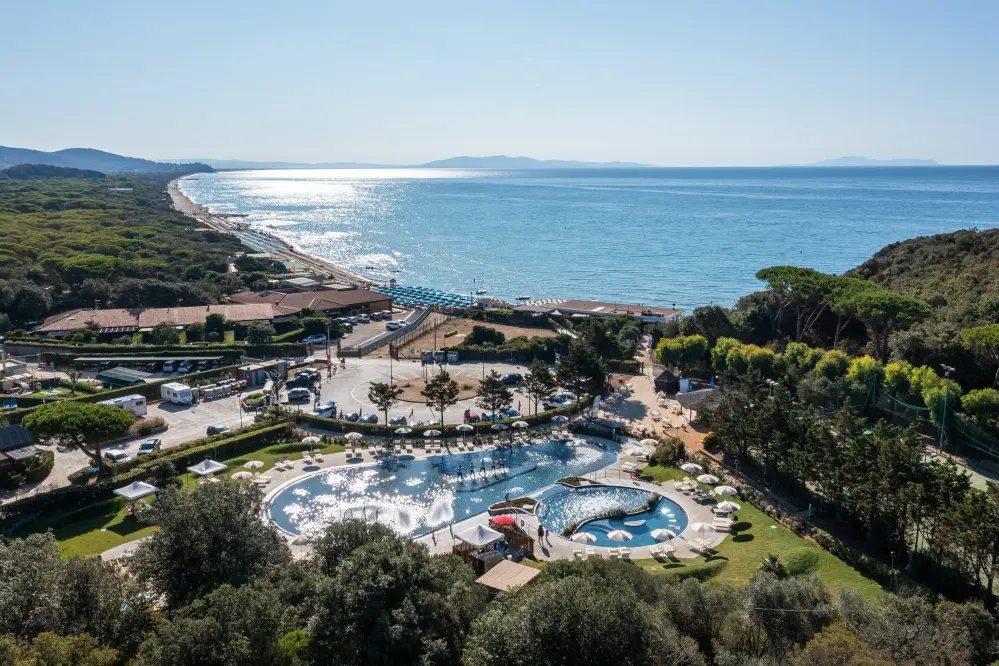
[537,485,689,548]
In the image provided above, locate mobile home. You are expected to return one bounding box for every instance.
[98,394,148,417]
[160,382,194,405]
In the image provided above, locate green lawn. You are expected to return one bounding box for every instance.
[223,330,236,343]
[634,468,883,600]
[18,439,346,558]
[638,464,686,484]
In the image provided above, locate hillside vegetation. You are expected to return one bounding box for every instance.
[1,164,106,180]
[0,175,257,329]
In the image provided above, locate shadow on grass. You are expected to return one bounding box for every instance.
[731,521,753,532]
[108,515,149,537]
[731,534,755,543]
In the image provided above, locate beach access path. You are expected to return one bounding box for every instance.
[168,178,380,288]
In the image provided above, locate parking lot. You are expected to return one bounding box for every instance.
[337,310,413,350]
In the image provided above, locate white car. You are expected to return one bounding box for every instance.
[103,451,131,465]
[543,392,578,410]
[386,321,405,331]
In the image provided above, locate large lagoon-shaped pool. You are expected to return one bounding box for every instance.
[537,485,689,547]
[268,439,619,537]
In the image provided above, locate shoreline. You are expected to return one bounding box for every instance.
[168,176,381,288]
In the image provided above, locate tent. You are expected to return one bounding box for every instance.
[187,459,227,476]
[654,369,680,394]
[113,481,159,500]
[455,524,505,548]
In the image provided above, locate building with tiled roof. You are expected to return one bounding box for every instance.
[227,289,392,319]
[33,304,277,337]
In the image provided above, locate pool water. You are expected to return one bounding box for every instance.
[537,485,689,547]
[268,439,619,537]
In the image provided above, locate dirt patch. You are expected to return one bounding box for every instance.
[389,318,558,357]
[393,378,479,403]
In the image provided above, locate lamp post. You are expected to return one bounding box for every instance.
[939,364,955,457]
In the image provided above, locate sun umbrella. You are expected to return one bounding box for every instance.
[344,431,364,441]
[714,485,738,496]
[395,427,413,435]
[680,463,703,474]
[423,429,442,438]
[291,535,311,546]
[570,532,597,543]
[512,421,529,429]
[491,515,516,526]
[244,460,264,469]
[491,423,508,431]
[696,474,720,484]
[650,528,677,541]
[688,522,715,535]
[551,415,569,424]
[231,471,253,480]
[716,501,742,513]
[607,529,633,542]
[301,436,320,444]
[455,424,474,432]
[640,438,659,447]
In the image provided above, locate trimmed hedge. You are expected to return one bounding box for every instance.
[294,398,590,438]
[1,420,293,529]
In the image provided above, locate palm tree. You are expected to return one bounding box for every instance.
[759,553,788,579]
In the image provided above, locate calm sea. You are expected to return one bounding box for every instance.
[179,167,999,310]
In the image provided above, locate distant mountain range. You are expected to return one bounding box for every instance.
[168,155,651,170]
[417,155,650,169]
[802,156,939,167]
[0,146,212,173]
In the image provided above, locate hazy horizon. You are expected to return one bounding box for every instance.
[2,1,997,166]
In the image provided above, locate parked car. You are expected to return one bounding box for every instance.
[285,375,314,389]
[344,412,360,422]
[481,412,506,422]
[287,387,312,401]
[162,361,175,373]
[136,439,161,455]
[294,369,321,383]
[369,311,384,321]
[206,425,231,436]
[464,409,481,423]
[103,451,131,465]
[314,401,337,418]
[196,359,211,371]
[360,413,379,424]
[386,321,405,331]
[542,392,577,410]
[389,415,407,425]
[357,314,370,323]
[500,373,522,385]
[302,334,327,345]
[177,361,191,374]
[504,408,521,418]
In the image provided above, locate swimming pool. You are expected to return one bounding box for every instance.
[537,485,689,547]
[267,439,619,537]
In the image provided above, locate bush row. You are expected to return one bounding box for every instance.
[1,420,293,529]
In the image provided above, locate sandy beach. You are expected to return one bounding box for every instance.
[168,177,380,288]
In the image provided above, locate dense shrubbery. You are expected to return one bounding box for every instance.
[0,175,278,328]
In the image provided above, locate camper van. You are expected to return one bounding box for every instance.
[98,394,148,417]
[160,382,194,406]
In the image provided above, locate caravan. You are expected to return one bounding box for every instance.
[98,394,147,417]
[160,382,194,406]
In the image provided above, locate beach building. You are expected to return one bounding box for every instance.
[33,304,276,338]
[228,289,392,319]
[513,299,683,322]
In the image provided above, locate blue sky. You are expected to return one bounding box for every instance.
[1,1,996,165]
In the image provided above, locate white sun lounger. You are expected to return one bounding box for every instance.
[573,549,584,560]
[585,547,598,559]
[620,462,639,473]
[620,547,632,561]
[608,548,619,559]
[313,453,324,462]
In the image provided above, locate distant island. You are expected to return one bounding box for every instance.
[167,159,393,170]
[417,155,650,169]
[0,146,212,174]
[0,164,106,180]
[803,156,939,167]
